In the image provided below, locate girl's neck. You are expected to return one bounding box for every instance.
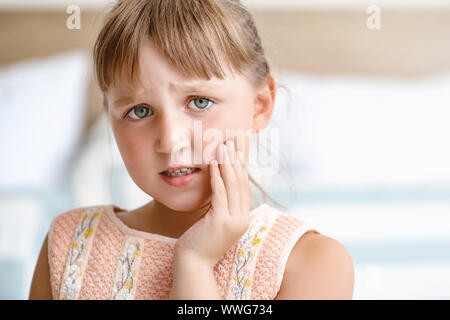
[135,200,211,239]
[129,200,256,239]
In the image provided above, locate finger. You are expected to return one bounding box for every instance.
[237,149,251,215]
[226,138,237,166]
[217,140,225,165]
[220,142,241,217]
[243,160,251,214]
[209,159,228,215]
[228,139,248,215]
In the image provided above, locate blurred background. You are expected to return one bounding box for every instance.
[1,0,449,299]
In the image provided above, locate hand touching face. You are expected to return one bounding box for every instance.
[173,139,251,268]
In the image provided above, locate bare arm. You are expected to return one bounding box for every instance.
[275,233,354,300]
[29,233,53,300]
[169,255,223,300]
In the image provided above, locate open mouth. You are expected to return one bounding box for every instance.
[160,167,201,177]
[159,167,201,187]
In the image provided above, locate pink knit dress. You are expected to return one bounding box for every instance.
[47,203,320,300]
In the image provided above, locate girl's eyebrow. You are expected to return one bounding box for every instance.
[113,82,222,108]
[114,95,143,109]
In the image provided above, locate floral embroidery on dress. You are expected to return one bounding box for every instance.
[110,238,144,300]
[230,218,269,300]
[60,209,100,300]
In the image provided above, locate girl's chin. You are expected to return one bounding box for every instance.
[156,194,211,212]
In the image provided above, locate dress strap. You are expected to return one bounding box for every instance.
[225,208,279,299]
[57,207,102,300]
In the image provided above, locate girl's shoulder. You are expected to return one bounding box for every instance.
[253,204,354,299]
[275,227,354,299]
[227,203,321,299]
[51,204,111,218]
[47,204,116,299]
[49,204,118,229]
[47,204,115,255]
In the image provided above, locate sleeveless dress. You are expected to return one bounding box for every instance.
[47,203,320,300]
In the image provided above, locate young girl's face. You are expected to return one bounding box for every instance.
[106,38,259,212]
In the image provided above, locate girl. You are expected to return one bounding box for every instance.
[29,0,354,300]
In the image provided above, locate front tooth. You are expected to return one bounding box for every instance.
[165,168,196,176]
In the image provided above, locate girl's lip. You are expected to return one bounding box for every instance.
[159,168,201,187]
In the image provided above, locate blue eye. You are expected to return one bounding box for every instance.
[125,97,214,121]
[126,105,152,120]
[188,97,214,112]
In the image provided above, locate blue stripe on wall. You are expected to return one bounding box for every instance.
[344,241,450,263]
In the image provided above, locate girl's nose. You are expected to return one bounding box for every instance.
[155,112,192,156]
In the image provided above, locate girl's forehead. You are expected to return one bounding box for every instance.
[111,77,229,93]
[108,74,252,105]
[113,69,246,93]
[136,38,245,86]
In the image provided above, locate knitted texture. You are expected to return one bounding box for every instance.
[47,203,319,300]
[252,214,320,299]
[78,212,126,299]
[134,238,175,299]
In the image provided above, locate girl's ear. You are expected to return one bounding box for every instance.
[252,73,277,133]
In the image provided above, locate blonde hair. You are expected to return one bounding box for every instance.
[93,0,287,210]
